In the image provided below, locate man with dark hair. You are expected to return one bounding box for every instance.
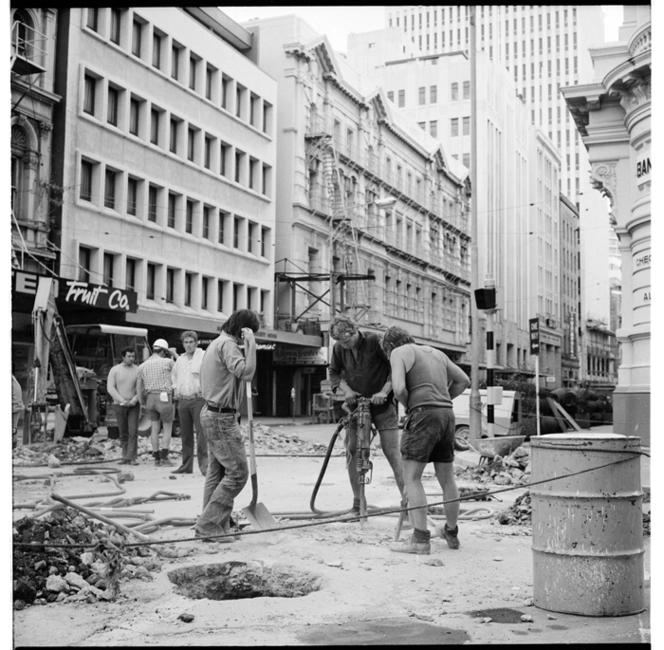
[137,339,178,467]
[194,309,260,543]
[171,330,208,475]
[382,325,470,555]
[107,347,141,465]
[329,315,405,516]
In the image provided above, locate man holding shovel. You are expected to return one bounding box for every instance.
[194,309,260,543]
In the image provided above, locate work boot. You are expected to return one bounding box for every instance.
[153,451,161,466]
[437,523,460,550]
[390,534,431,555]
[160,448,174,467]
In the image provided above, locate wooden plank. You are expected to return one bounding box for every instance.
[553,400,583,431]
[547,396,569,432]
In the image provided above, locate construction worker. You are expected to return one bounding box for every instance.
[12,374,24,449]
[137,339,178,467]
[194,309,259,543]
[328,315,405,516]
[381,325,470,555]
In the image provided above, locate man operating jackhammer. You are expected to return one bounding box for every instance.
[381,326,470,555]
[328,315,406,518]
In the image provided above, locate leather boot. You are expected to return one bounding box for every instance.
[160,448,174,467]
[153,451,161,466]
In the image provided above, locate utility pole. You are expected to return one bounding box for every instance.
[468,6,482,447]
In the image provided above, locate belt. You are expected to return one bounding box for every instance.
[179,394,202,400]
[407,405,448,415]
[206,402,236,413]
[147,390,171,394]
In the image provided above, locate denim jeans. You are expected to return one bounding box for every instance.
[177,397,208,474]
[113,403,140,461]
[195,408,248,536]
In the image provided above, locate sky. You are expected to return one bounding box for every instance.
[221,5,625,52]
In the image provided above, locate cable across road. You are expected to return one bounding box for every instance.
[13,449,647,550]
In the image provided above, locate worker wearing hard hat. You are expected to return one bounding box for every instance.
[137,338,179,467]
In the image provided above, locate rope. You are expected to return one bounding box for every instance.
[14,451,644,550]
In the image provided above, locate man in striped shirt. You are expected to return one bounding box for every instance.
[137,338,178,466]
[106,347,140,465]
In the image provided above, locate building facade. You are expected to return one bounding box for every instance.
[562,6,651,443]
[242,15,472,414]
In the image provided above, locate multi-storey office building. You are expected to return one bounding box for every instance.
[347,32,564,384]
[241,15,472,415]
[10,8,60,392]
[383,5,617,388]
[44,8,285,414]
[562,5,651,443]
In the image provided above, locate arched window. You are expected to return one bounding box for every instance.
[11,124,29,219]
[12,9,35,59]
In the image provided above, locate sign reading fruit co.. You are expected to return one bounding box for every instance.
[59,280,138,312]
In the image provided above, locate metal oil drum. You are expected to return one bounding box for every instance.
[530,433,644,616]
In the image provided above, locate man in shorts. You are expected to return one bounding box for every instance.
[137,338,178,467]
[381,326,470,555]
[328,315,405,515]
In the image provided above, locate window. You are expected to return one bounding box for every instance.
[451,82,458,100]
[187,127,195,161]
[171,45,180,80]
[169,118,178,153]
[217,280,225,312]
[185,199,194,234]
[79,247,92,282]
[430,120,438,137]
[86,8,98,31]
[201,277,209,310]
[103,253,115,287]
[235,150,245,184]
[398,89,405,107]
[166,268,175,303]
[80,160,93,201]
[236,85,245,119]
[148,185,158,222]
[83,74,96,115]
[189,56,197,90]
[219,211,227,244]
[127,177,138,215]
[387,91,394,102]
[150,108,159,144]
[233,216,240,248]
[126,258,136,292]
[104,169,116,209]
[221,75,230,109]
[418,121,426,131]
[418,86,426,105]
[152,33,162,69]
[167,193,176,228]
[261,227,268,257]
[220,142,229,177]
[184,273,193,307]
[463,153,470,168]
[462,116,470,136]
[203,206,211,239]
[451,118,459,137]
[132,20,142,57]
[129,98,140,135]
[262,164,271,196]
[146,263,156,299]
[463,81,470,100]
[107,86,119,126]
[430,85,437,103]
[205,66,214,100]
[204,136,212,169]
[110,9,121,44]
[248,222,255,254]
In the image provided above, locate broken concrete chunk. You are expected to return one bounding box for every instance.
[178,613,195,623]
[45,575,69,593]
[520,614,533,622]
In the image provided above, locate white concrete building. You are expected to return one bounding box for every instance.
[562,6,651,443]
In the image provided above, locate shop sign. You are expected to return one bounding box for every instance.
[59,279,138,312]
[569,310,577,359]
[12,270,55,296]
[636,151,650,187]
[274,346,328,366]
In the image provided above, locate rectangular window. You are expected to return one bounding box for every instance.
[129,98,139,135]
[463,153,470,168]
[451,118,459,137]
[220,143,228,177]
[103,253,115,288]
[168,193,176,228]
[110,9,121,44]
[201,277,209,310]
[146,263,156,300]
[166,268,175,303]
[126,258,136,292]
[152,33,162,69]
[236,85,244,118]
[203,206,210,239]
[430,85,437,103]
[127,177,138,215]
[462,116,470,136]
[233,216,240,248]
[86,8,98,31]
[204,136,212,169]
[217,280,224,312]
[189,56,197,90]
[398,89,405,107]
[104,170,116,209]
[221,75,229,109]
[261,227,268,257]
[451,82,458,100]
[83,75,96,115]
[187,128,195,161]
[184,273,193,307]
[79,247,92,282]
[169,118,178,153]
[219,212,226,244]
[150,109,159,145]
[205,66,213,100]
[171,45,180,80]
[430,120,438,138]
[107,86,119,126]
[132,20,142,57]
[387,90,394,102]
[418,86,426,105]
[248,222,255,254]
[418,121,426,130]
[185,199,194,234]
[148,185,157,222]
[463,80,470,100]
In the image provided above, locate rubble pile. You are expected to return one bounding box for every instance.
[497,491,532,526]
[243,423,334,456]
[13,507,162,610]
[456,445,531,486]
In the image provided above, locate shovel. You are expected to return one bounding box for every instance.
[241,381,280,534]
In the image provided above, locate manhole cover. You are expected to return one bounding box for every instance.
[168,561,322,601]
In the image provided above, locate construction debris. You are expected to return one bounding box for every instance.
[13,507,162,609]
[457,445,531,486]
[497,491,532,526]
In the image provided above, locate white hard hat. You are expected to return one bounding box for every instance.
[153,338,169,350]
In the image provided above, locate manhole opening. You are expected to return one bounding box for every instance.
[467,607,525,623]
[168,561,322,601]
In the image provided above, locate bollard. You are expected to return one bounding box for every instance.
[530,433,645,616]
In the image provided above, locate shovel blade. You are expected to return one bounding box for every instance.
[242,502,280,531]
